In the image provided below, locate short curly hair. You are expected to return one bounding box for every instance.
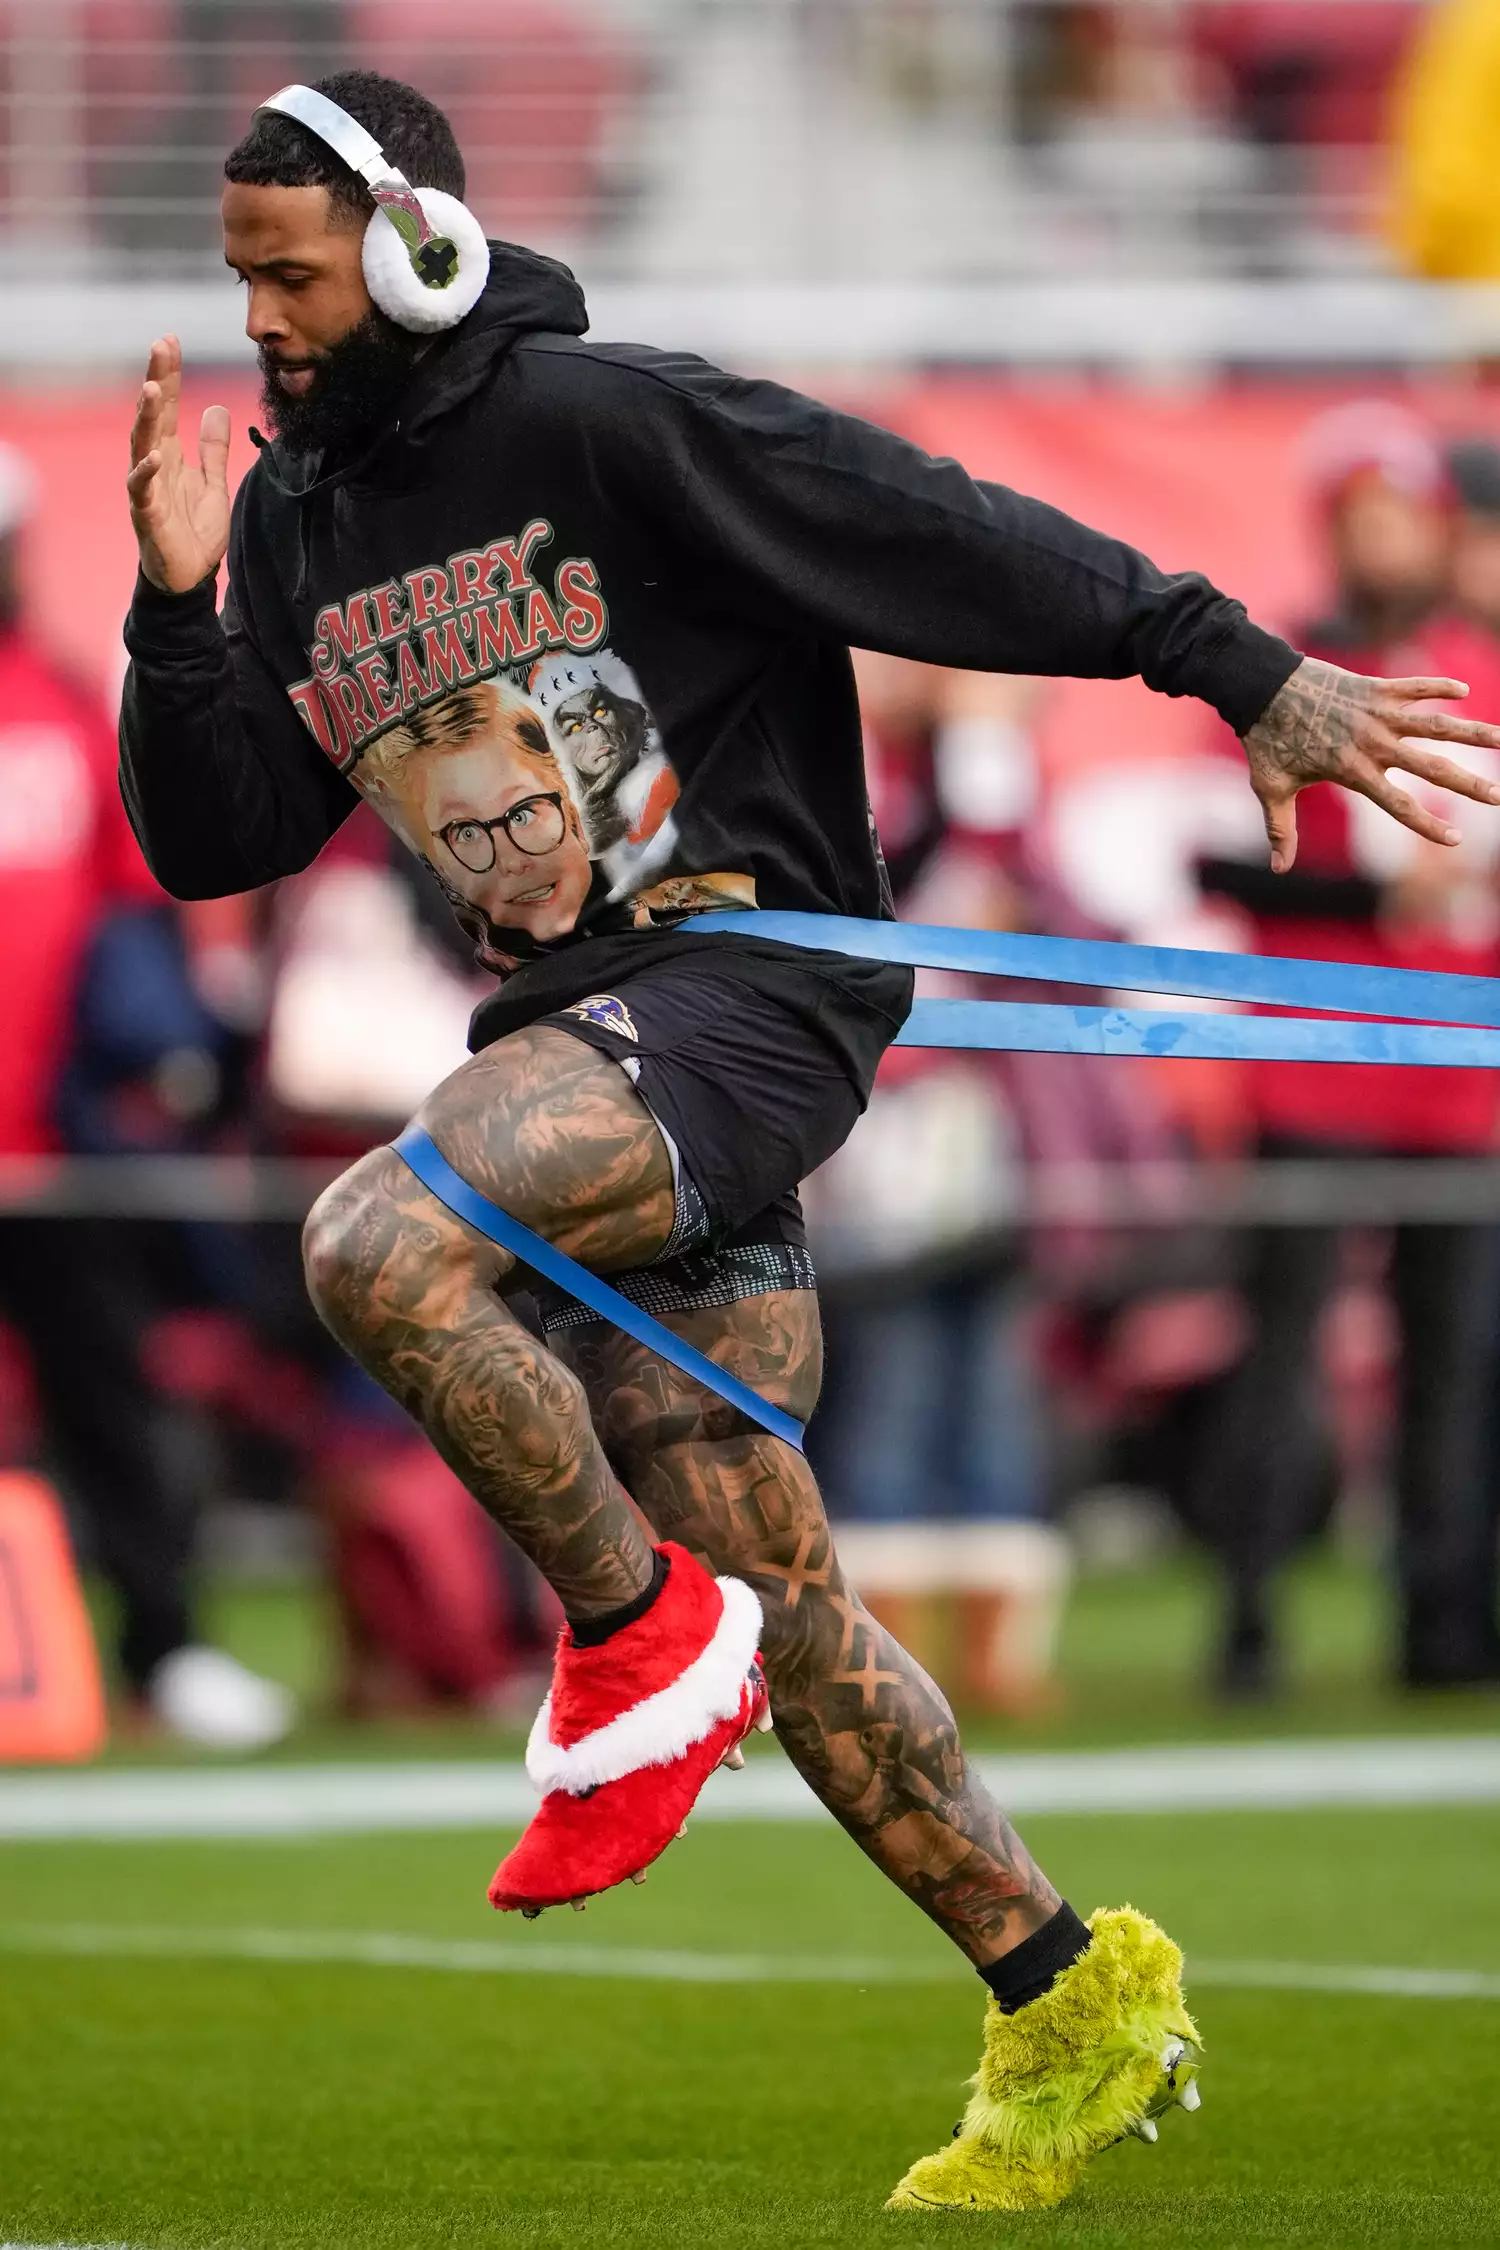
[224,69,465,226]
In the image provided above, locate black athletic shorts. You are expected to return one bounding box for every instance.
[528,953,883,1334]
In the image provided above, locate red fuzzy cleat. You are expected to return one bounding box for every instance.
[489,1542,768,1914]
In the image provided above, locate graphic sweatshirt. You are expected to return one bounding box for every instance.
[120,241,1300,1091]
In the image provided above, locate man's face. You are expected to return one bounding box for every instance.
[222,182,371,386]
[222,180,419,452]
[1329,474,1449,614]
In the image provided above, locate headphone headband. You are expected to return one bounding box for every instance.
[256,82,444,262]
[258,84,395,190]
[248,83,489,330]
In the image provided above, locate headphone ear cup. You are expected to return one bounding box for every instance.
[361,187,490,333]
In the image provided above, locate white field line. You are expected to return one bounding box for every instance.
[3,1735,1499,1840]
[2,1921,1499,2001]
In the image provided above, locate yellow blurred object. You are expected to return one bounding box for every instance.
[0,1471,107,1761]
[1390,0,1500,280]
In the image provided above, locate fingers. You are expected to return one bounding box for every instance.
[148,332,182,437]
[198,404,231,490]
[129,376,161,470]
[125,448,161,511]
[1258,784,1298,873]
[1348,758,1460,848]
[1386,705,1500,757]
[1385,737,1500,805]
[1380,676,1470,703]
[131,334,183,471]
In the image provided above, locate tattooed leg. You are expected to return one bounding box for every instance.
[559,1290,1060,1965]
[302,1026,677,1619]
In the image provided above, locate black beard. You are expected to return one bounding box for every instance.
[258,311,422,458]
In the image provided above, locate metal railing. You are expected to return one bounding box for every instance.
[2,1150,1496,1228]
[0,0,1463,369]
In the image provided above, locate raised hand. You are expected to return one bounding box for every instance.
[127,334,232,594]
[1242,656,1500,871]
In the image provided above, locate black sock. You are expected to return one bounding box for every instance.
[980,1902,1092,2013]
[566,1547,670,1647]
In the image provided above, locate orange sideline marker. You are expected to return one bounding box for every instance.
[0,1470,107,1761]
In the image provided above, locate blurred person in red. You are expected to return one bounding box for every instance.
[1193,402,1500,1695]
[0,441,292,1747]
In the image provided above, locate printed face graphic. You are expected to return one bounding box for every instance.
[358,685,593,951]
[418,725,591,944]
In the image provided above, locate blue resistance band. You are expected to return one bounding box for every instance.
[392,910,1500,1449]
[684,910,1500,1033]
[899,999,1500,1068]
[391,1124,807,1453]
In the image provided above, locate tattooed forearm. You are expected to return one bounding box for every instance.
[301,1026,677,1618]
[563,1294,1060,1963]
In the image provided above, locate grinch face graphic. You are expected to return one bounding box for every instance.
[553,684,651,852]
[532,654,679,864]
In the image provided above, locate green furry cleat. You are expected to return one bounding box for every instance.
[887,1906,1202,2212]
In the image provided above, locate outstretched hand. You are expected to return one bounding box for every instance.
[127,334,232,594]
[1243,656,1500,871]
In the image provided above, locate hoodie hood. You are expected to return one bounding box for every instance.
[251,238,589,501]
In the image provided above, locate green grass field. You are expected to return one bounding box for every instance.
[6,1550,1497,2249]
[3,1802,1499,2246]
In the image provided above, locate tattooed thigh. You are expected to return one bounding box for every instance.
[414,1023,677,1270]
[298,1025,666,1612]
[304,1025,677,1354]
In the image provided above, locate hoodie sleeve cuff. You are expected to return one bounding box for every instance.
[1177,615,1303,737]
[124,567,223,657]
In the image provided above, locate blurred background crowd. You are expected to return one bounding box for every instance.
[5,0,1500,1756]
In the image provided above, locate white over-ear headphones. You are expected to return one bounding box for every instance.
[255,83,490,335]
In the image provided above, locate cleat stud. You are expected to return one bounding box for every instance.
[630,1869,647,1886]
[1132,2118,1158,2145]
[520,1907,542,1921]
[570,1897,587,1912]
[1181,2079,1201,2112]
[675,1822,688,1839]
[755,1707,774,1732]
[722,1745,745,1770]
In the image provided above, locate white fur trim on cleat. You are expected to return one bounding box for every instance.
[525,1576,762,1798]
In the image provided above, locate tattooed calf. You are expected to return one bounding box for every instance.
[561,1291,1061,1964]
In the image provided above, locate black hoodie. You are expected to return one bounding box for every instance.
[120,242,1300,1083]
